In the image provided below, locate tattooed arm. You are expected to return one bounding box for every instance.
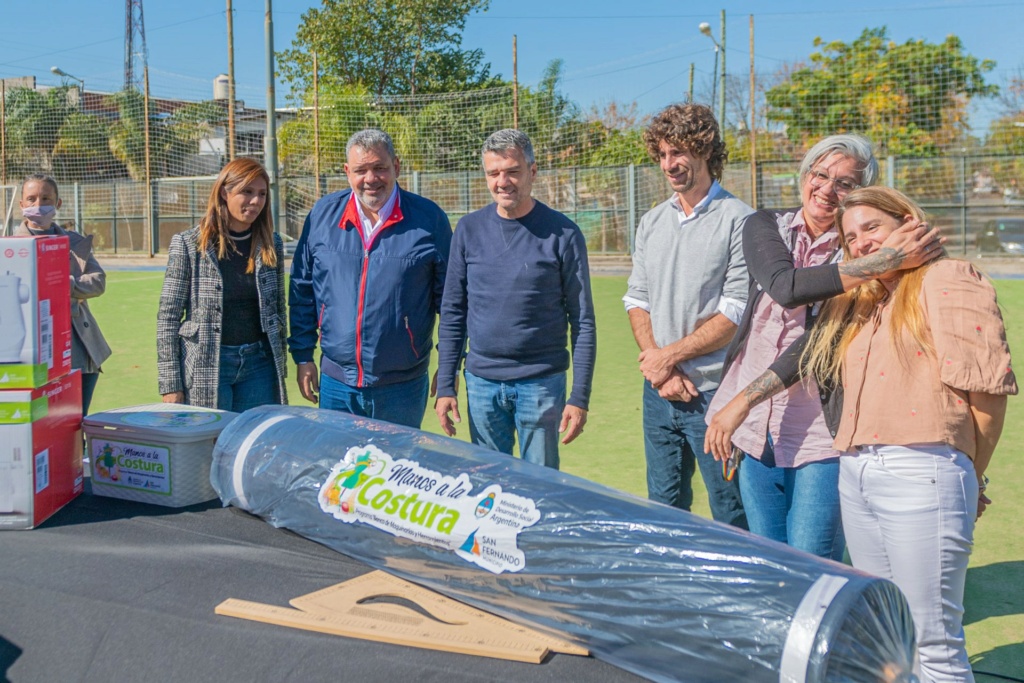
[743,210,943,310]
[704,368,786,462]
[836,219,945,289]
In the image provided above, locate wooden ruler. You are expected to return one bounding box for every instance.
[215,570,588,664]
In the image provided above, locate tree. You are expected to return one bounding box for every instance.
[53,111,118,179]
[765,28,996,156]
[106,90,222,180]
[3,86,78,178]
[517,60,585,168]
[582,101,648,167]
[985,67,1024,154]
[278,83,381,174]
[278,0,498,100]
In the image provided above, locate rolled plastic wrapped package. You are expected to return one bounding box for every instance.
[211,406,916,683]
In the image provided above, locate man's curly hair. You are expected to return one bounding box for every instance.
[643,104,727,180]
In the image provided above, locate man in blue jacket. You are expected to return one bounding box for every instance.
[434,129,596,469]
[288,129,451,428]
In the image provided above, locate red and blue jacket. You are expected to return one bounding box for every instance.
[288,187,451,387]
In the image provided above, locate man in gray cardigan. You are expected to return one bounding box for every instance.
[623,104,749,528]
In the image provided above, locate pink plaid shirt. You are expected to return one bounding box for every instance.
[707,211,843,467]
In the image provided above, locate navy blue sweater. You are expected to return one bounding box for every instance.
[436,201,597,410]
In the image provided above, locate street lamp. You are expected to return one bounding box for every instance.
[50,66,85,110]
[698,22,720,116]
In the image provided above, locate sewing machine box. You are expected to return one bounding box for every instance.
[84,403,238,507]
[0,236,73,388]
[0,371,83,530]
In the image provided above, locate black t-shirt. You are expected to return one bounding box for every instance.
[220,230,264,346]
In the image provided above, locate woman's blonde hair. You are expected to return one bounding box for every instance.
[198,158,276,272]
[801,186,942,385]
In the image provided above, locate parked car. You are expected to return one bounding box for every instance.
[975,218,1024,254]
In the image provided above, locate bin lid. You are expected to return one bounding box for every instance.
[84,403,238,439]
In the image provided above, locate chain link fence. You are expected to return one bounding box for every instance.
[5,153,1023,257]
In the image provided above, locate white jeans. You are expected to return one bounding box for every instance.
[840,444,978,683]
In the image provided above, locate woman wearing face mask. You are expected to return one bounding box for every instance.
[15,174,111,415]
[156,158,288,411]
[802,186,1016,683]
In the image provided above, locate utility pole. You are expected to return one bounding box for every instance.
[227,0,236,161]
[719,9,726,129]
[749,14,757,207]
[512,35,519,129]
[265,0,281,232]
[313,51,321,199]
[144,66,154,256]
[688,63,694,102]
[1,81,6,186]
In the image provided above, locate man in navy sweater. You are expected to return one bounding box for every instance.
[434,129,596,469]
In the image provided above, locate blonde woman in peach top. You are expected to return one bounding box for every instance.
[803,186,1017,683]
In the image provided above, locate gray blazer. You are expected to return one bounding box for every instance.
[14,222,112,373]
[156,226,288,408]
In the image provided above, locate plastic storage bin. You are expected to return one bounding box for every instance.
[85,403,237,507]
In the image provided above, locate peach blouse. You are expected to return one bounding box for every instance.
[834,259,1017,458]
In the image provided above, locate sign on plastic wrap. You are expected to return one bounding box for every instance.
[211,406,916,683]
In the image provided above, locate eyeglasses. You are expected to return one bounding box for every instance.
[807,168,860,195]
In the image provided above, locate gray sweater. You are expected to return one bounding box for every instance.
[625,188,752,391]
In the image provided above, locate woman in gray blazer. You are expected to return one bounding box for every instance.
[157,158,288,410]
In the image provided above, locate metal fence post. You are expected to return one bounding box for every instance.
[886,155,895,188]
[149,179,159,254]
[112,184,119,253]
[74,183,83,232]
[960,154,968,256]
[627,164,637,255]
[412,170,420,196]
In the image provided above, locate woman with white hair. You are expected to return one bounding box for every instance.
[704,135,942,559]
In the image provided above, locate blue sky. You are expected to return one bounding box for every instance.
[2,1,1022,133]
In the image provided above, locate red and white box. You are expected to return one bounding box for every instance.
[0,371,83,530]
[0,236,72,389]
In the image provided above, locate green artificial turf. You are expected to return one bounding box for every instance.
[88,271,1023,676]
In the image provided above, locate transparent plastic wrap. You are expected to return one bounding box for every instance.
[211,406,917,683]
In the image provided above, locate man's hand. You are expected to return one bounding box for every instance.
[657,368,697,403]
[430,370,459,398]
[162,391,184,404]
[879,218,946,270]
[638,347,677,387]
[296,362,319,404]
[435,397,461,437]
[559,405,588,445]
[704,393,752,462]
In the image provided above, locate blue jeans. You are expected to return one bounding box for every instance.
[319,372,429,429]
[464,370,565,469]
[217,339,278,412]
[739,443,845,561]
[642,381,747,528]
[81,372,99,416]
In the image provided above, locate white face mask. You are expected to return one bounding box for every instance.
[22,205,58,229]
